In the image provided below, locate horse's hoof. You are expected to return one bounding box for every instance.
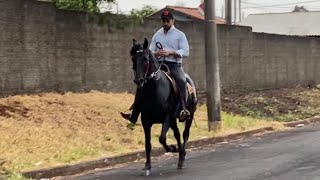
[143,163,151,171]
[177,162,185,169]
[179,110,191,122]
[141,169,151,176]
[143,166,151,170]
[178,156,186,169]
[145,170,151,176]
[169,145,178,153]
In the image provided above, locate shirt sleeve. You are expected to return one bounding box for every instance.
[149,34,157,53]
[175,33,189,58]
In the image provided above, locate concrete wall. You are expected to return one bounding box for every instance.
[0,0,320,97]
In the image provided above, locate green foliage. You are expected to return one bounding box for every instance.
[88,5,157,30]
[88,12,137,31]
[53,2,157,30]
[53,0,115,12]
[129,5,157,23]
[126,122,135,130]
[6,173,30,180]
[239,105,264,119]
[130,5,157,18]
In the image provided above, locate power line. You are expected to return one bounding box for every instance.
[242,0,320,6]
[243,5,320,9]
[242,0,320,9]
[241,2,261,6]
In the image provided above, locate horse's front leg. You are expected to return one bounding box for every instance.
[159,116,178,153]
[170,120,184,169]
[143,124,152,175]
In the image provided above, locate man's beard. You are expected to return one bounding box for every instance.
[163,25,171,31]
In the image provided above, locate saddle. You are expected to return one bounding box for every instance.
[161,64,195,98]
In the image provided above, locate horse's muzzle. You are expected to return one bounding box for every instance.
[134,78,145,88]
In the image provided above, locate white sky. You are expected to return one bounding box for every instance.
[105,0,320,20]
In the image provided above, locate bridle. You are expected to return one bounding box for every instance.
[134,42,165,83]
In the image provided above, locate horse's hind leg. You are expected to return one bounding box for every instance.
[181,94,196,156]
[143,125,152,175]
[170,120,184,169]
[182,119,192,156]
[159,118,177,153]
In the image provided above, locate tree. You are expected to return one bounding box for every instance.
[127,5,157,24]
[129,5,157,19]
[292,5,309,12]
[53,0,115,12]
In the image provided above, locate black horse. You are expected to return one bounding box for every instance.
[130,38,197,175]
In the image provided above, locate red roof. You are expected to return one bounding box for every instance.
[165,5,225,24]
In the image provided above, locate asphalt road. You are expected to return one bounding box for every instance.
[68,124,320,180]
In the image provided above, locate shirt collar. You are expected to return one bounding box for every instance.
[161,25,176,34]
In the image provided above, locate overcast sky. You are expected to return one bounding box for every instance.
[104,0,320,20]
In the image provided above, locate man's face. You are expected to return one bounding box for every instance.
[162,18,174,31]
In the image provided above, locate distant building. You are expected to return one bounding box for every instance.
[149,5,225,24]
[239,11,320,36]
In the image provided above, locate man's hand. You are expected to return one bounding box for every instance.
[155,49,176,57]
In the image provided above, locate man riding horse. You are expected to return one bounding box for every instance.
[121,10,191,123]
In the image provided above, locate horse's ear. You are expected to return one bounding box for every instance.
[143,38,148,50]
[133,39,137,46]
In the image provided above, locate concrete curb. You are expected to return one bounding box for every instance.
[283,116,320,127]
[22,116,320,179]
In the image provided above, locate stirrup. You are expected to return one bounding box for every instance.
[179,110,191,122]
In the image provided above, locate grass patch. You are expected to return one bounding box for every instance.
[222,87,320,121]
[54,147,100,163]
[5,173,30,180]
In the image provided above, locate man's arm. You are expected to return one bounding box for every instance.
[149,34,163,57]
[159,33,190,58]
[175,33,189,58]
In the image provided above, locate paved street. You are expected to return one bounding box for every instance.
[69,124,320,180]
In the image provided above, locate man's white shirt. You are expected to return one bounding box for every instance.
[149,26,189,64]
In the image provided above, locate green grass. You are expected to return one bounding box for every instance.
[2,173,31,180]
[54,147,100,163]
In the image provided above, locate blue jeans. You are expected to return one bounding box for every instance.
[162,61,188,111]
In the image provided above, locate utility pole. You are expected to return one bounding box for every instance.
[116,2,119,14]
[239,0,242,22]
[234,0,237,24]
[204,0,221,131]
[225,0,232,25]
[222,5,224,18]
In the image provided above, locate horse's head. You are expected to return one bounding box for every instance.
[130,38,151,88]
